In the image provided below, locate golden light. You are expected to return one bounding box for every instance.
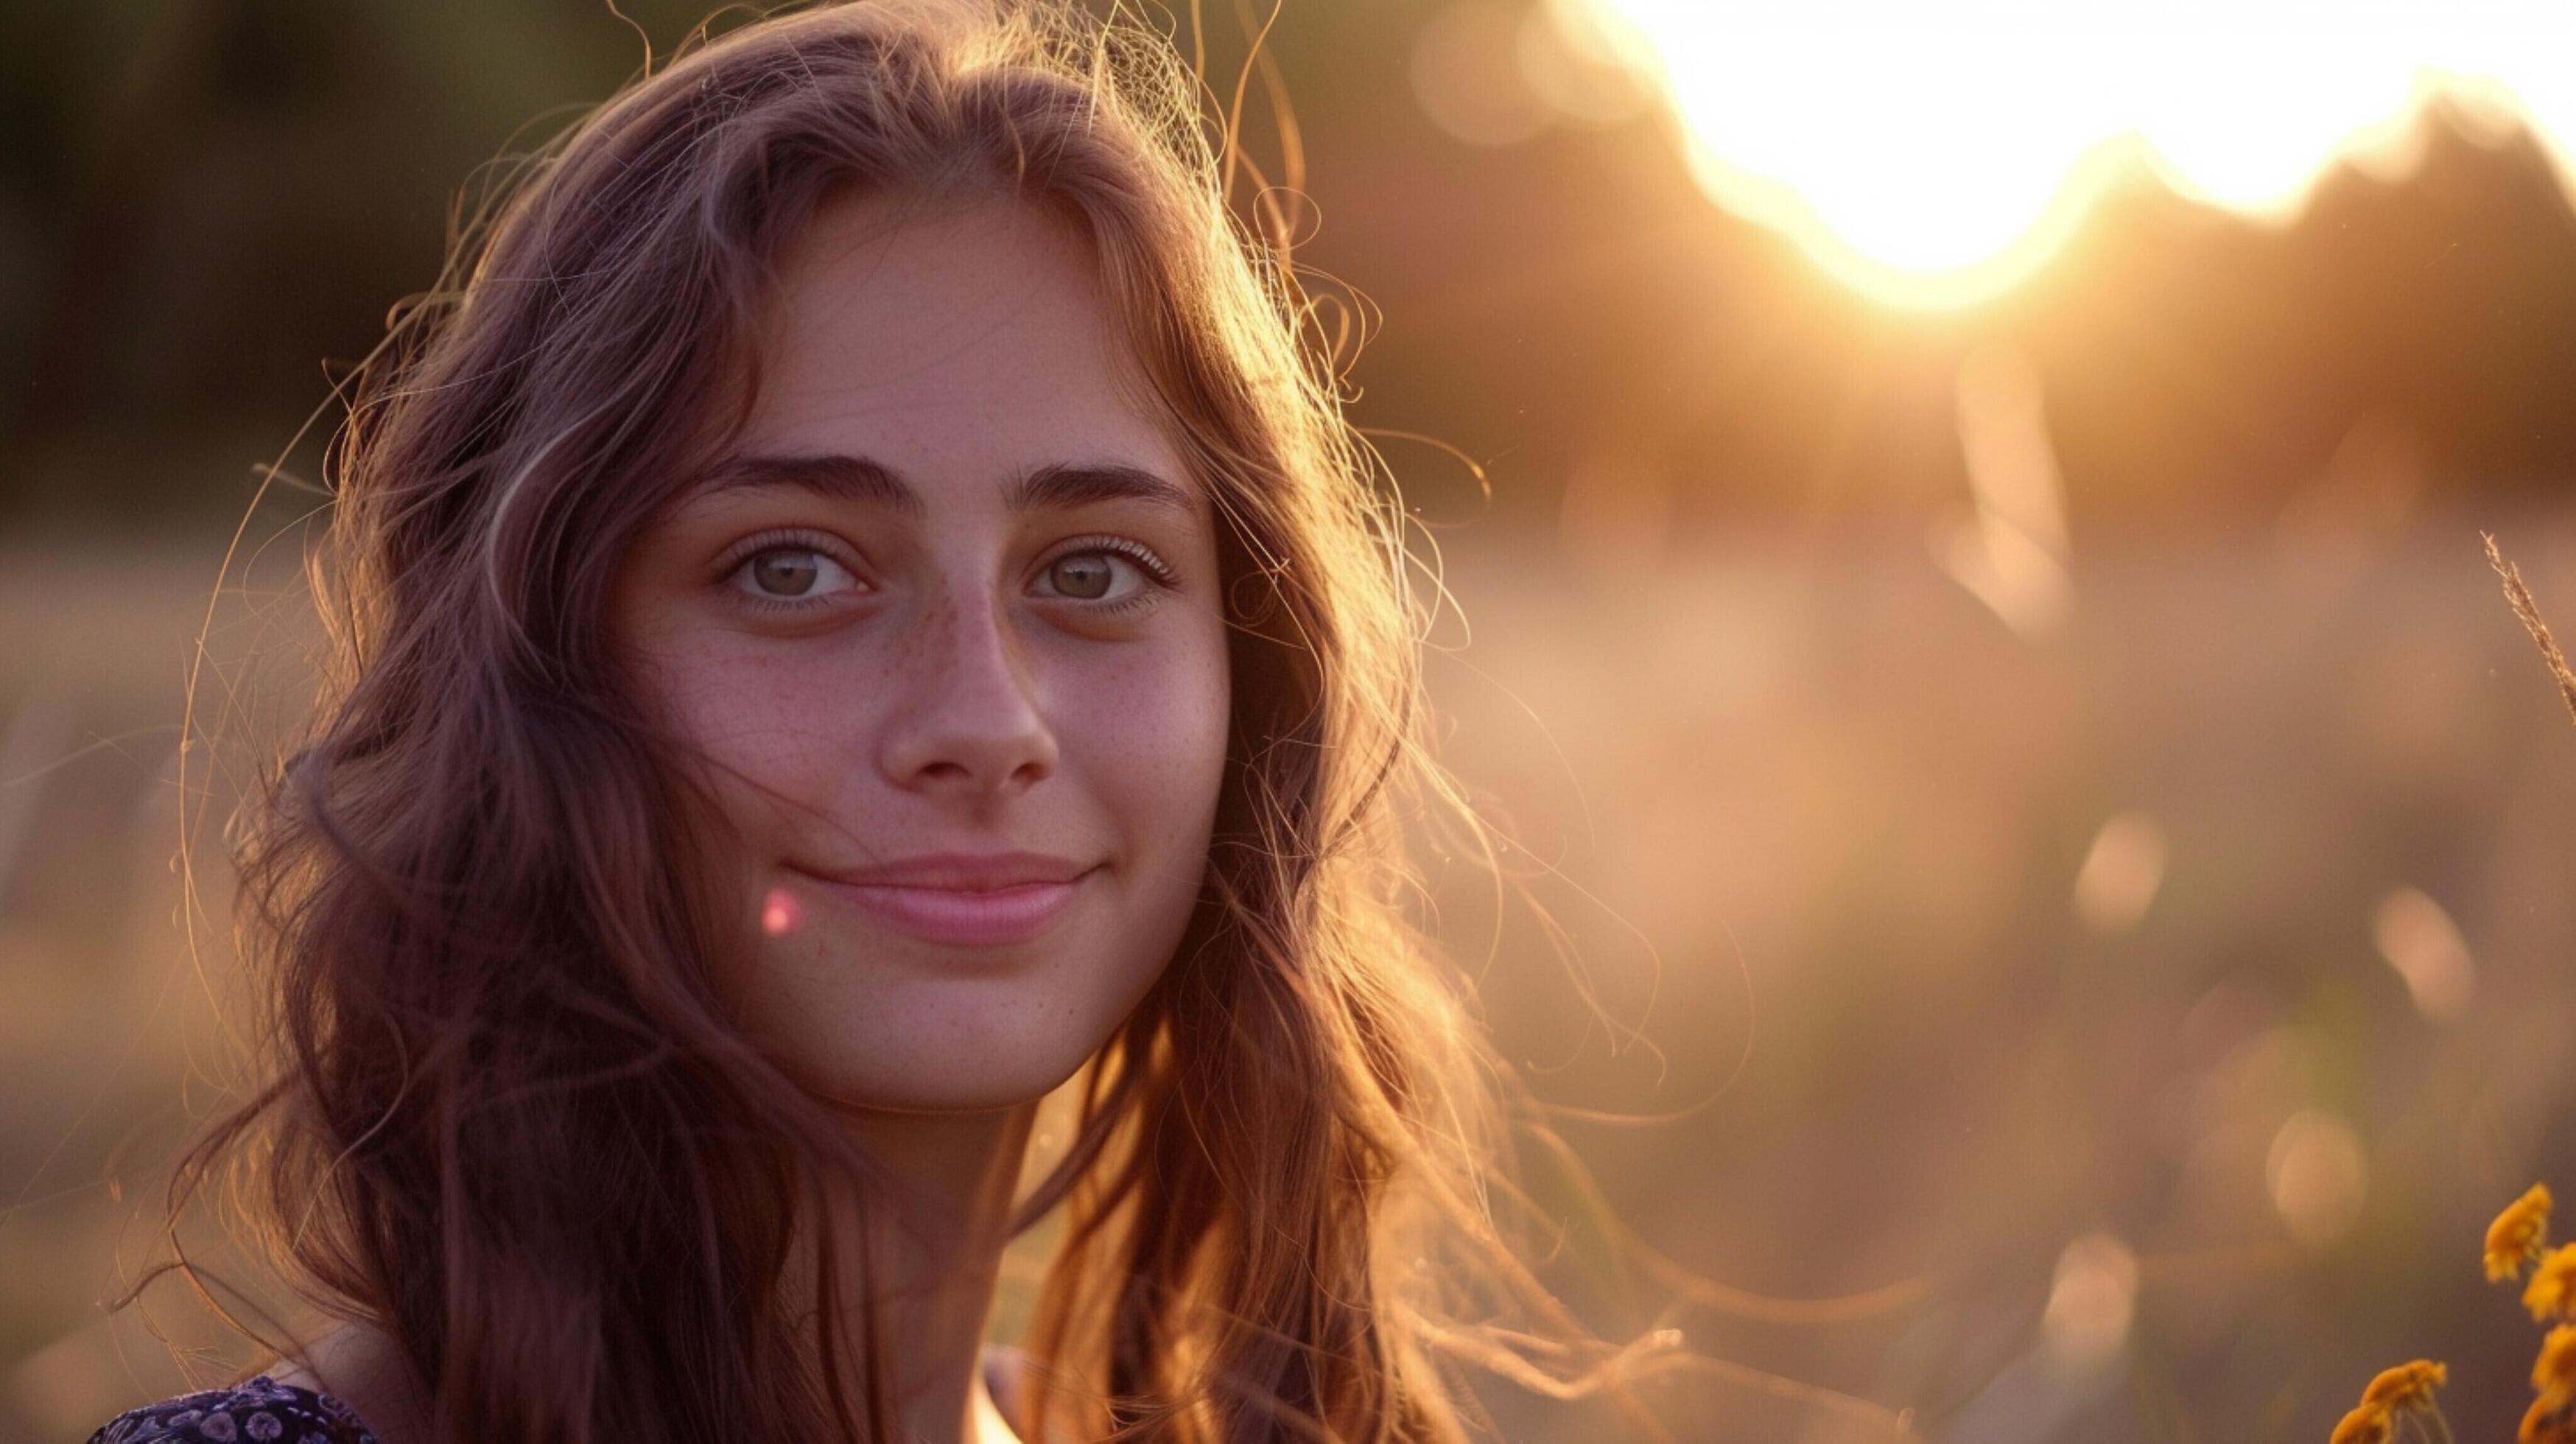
[1565,0,2576,308]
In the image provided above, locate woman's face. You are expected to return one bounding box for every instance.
[611,193,1231,1112]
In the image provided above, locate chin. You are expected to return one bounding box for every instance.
[735,869,1191,1115]
[821,1045,1095,1115]
[740,960,1141,1115]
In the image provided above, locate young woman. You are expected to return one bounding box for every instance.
[90,2,1656,1440]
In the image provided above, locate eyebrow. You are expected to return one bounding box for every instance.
[695,452,1201,522]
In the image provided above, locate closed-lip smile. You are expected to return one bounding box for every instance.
[789,852,1098,947]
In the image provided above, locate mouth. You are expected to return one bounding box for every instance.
[785,864,1100,949]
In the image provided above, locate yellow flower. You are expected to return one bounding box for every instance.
[2331,1401,2393,1444]
[2359,1359,2446,1410]
[2493,1184,2556,1283]
[2330,1401,2392,1444]
[2538,1325,2576,1395]
[2530,1244,2576,1322]
[2525,1386,2576,1444]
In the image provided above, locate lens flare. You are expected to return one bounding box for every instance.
[1572,0,2576,307]
[760,886,804,939]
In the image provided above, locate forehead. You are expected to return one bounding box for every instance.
[735,190,1192,500]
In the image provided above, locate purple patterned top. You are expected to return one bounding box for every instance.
[90,1347,1031,1441]
[86,1375,379,1444]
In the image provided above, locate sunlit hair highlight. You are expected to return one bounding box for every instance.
[137,2,1671,1440]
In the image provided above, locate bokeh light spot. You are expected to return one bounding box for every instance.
[1412,1,1556,146]
[2074,811,2169,935]
[2372,885,2477,1023]
[2043,1233,2138,1365]
[2267,1110,2368,1249]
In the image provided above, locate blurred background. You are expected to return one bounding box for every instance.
[4,1,2575,1439]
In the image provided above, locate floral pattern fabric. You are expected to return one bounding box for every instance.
[87,1374,379,1444]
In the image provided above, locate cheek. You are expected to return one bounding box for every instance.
[1076,625,1233,840]
[631,635,859,838]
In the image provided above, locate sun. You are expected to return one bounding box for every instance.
[1573,0,2576,309]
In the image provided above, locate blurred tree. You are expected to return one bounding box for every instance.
[1,0,2572,530]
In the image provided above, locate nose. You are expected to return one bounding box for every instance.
[876,584,1058,805]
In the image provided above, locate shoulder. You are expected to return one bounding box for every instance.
[85,1374,381,1444]
[95,1321,420,1444]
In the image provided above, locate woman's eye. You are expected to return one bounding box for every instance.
[729,545,857,603]
[1034,544,1169,607]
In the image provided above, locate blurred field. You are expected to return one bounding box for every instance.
[10,3,2576,1440]
[4,509,2572,1441]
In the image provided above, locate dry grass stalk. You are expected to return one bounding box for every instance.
[2484,532,2576,730]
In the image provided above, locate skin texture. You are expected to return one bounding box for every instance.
[276,193,1232,1444]
[615,192,1232,1118]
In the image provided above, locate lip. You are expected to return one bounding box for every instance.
[790,852,1099,948]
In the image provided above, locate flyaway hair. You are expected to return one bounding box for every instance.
[130,3,1673,1440]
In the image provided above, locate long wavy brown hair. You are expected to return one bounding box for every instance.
[137,2,1668,1440]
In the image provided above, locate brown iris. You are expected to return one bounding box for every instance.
[751,551,821,596]
[1050,553,1112,599]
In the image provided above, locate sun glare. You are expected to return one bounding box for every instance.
[1570,0,2576,308]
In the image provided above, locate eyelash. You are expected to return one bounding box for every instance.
[717,528,865,615]
[714,529,1179,616]
[1045,533,1179,614]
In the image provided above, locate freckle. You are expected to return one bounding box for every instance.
[761,887,804,938]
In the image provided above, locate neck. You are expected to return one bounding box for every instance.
[821,1101,1034,1444]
